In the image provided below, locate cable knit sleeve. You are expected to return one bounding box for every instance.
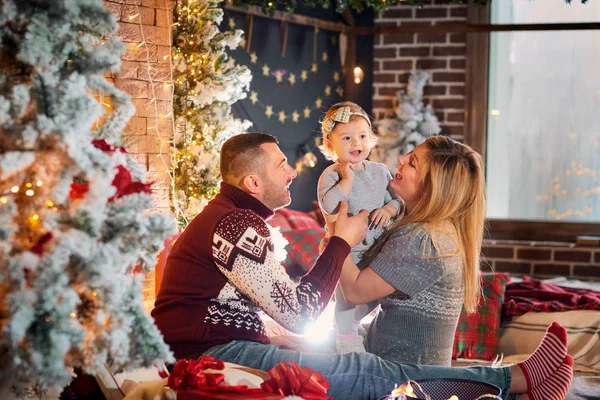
[317,165,347,215]
[211,209,350,333]
[369,225,445,298]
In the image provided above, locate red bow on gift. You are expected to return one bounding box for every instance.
[261,362,332,400]
[166,356,267,396]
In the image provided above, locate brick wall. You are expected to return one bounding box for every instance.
[483,241,600,280]
[373,0,467,141]
[104,0,174,309]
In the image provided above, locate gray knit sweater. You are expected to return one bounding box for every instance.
[365,221,464,366]
[317,160,401,261]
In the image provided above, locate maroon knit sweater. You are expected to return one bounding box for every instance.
[152,183,350,359]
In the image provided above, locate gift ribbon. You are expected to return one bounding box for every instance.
[261,362,332,400]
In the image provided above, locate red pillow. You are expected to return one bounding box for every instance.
[452,272,509,361]
[278,208,322,231]
[282,228,326,277]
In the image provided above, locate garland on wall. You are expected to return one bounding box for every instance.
[172,0,252,228]
[0,0,176,394]
[229,0,586,14]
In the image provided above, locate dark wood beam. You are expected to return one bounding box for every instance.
[223,3,350,33]
[355,22,600,35]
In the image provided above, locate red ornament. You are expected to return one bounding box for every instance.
[32,232,53,255]
[69,183,89,199]
[109,165,152,201]
[92,139,128,153]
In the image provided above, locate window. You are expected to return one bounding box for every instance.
[466,1,600,240]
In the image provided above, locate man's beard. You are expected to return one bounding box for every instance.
[263,178,291,210]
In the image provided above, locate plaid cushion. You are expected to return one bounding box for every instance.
[452,272,509,361]
[269,208,321,232]
[282,228,326,278]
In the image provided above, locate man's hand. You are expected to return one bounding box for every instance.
[333,201,368,247]
[370,206,395,229]
[269,335,305,350]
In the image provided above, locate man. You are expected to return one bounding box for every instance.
[152,132,368,360]
[152,133,566,400]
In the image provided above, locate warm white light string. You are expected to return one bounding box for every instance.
[130,3,183,220]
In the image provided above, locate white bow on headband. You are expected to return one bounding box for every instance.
[322,106,371,138]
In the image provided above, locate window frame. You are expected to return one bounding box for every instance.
[465,4,600,242]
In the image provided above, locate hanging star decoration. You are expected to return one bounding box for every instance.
[288,73,296,85]
[250,52,258,64]
[262,64,270,77]
[250,91,258,104]
[265,105,273,118]
[336,86,344,97]
[278,110,286,123]
[324,85,331,96]
[292,110,299,123]
[228,17,236,29]
[301,70,308,81]
[240,38,246,48]
[322,51,328,62]
[315,97,323,109]
[275,72,283,83]
[333,71,340,82]
[331,35,337,45]
[311,63,318,73]
[303,107,311,118]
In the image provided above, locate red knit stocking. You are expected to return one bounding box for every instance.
[517,322,568,389]
[528,355,574,400]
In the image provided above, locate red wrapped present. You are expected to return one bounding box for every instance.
[261,362,332,400]
[178,389,284,400]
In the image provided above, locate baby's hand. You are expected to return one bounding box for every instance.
[369,207,395,229]
[338,161,355,181]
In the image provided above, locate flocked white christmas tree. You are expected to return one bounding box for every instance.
[372,69,441,170]
[0,0,176,394]
[171,0,252,228]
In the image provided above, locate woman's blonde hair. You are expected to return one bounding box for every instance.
[320,101,378,161]
[370,136,486,313]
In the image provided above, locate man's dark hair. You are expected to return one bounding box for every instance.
[219,132,279,184]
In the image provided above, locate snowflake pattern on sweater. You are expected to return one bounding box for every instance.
[211,209,328,333]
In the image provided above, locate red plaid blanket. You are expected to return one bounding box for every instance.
[502,276,600,322]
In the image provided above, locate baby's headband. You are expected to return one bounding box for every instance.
[322,106,371,138]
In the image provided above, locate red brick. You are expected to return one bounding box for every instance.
[449,85,465,95]
[381,9,413,19]
[374,48,397,59]
[517,248,552,261]
[156,8,172,27]
[378,86,406,97]
[114,78,149,98]
[382,60,414,71]
[141,0,168,8]
[533,263,571,277]
[372,99,394,110]
[400,47,430,57]
[573,265,600,278]
[117,60,141,79]
[450,59,466,69]
[125,117,147,135]
[416,8,447,19]
[433,46,466,56]
[104,1,122,16]
[417,34,447,44]
[123,42,158,62]
[440,124,464,136]
[432,98,464,109]
[495,261,532,275]
[396,73,412,84]
[121,5,155,25]
[142,25,171,46]
[432,71,465,83]
[554,250,592,262]
[423,85,446,96]
[450,7,468,18]
[450,33,467,43]
[383,35,415,45]
[482,246,514,259]
[446,111,464,122]
[118,22,143,43]
[416,59,447,69]
[596,251,600,263]
[374,73,396,83]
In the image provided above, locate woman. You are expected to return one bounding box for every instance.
[336,135,485,366]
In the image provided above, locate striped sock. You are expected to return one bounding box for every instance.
[517,322,568,389]
[528,355,574,400]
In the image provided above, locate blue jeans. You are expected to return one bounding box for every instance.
[203,340,518,400]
